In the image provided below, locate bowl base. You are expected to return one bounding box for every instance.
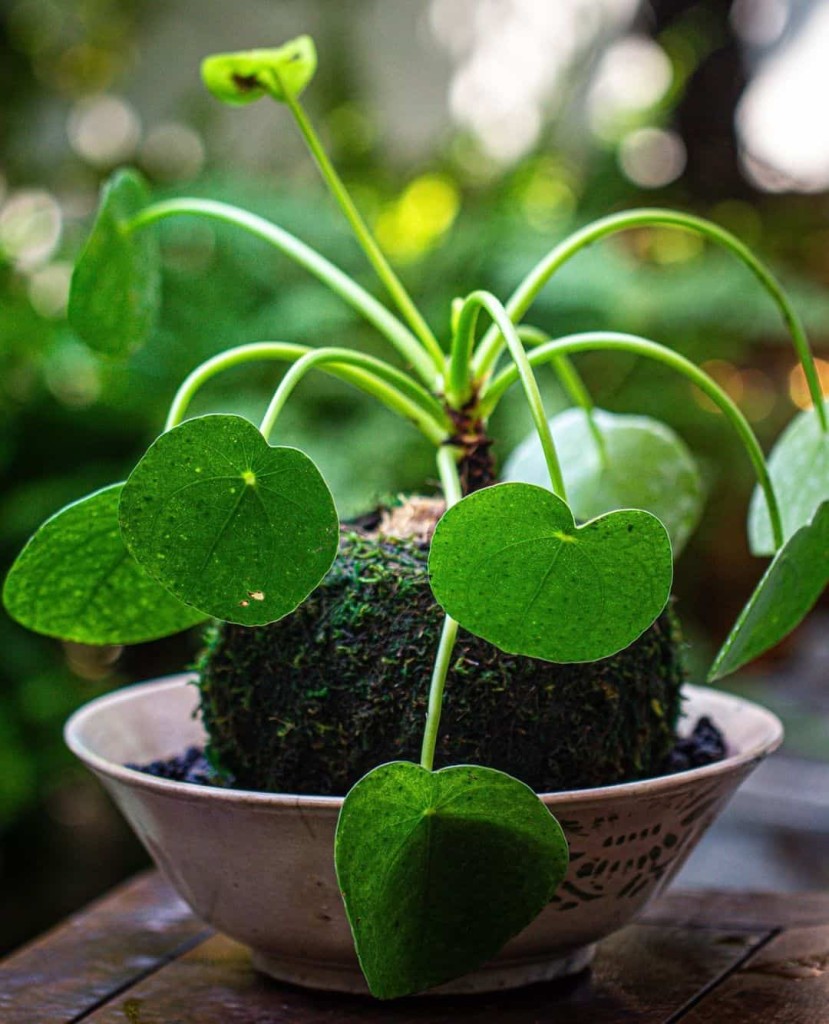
[251,943,596,995]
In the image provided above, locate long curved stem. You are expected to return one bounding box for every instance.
[481,330,784,550]
[126,198,438,386]
[259,346,449,445]
[456,291,567,500]
[166,342,304,430]
[517,325,607,466]
[282,90,444,368]
[420,445,463,771]
[165,341,449,445]
[473,208,827,431]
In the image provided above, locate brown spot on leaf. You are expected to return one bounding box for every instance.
[232,73,261,93]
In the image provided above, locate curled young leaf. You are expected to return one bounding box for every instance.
[119,414,339,626]
[335,761,569,999]
[68,169,160,358]
[2,485,205,645]
[429,482,673,663]
[201,36,317,106]
[748,400,829,555]
[504,409,704,557]
[710,502,829,680]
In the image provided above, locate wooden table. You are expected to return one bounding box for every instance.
[2,872,828,1023]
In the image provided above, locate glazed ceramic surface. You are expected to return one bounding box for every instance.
[65,675,782,994]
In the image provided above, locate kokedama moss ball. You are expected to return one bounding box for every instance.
[197,521,686,796]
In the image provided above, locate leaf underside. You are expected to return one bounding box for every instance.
[335,761,569,999]
[2,484,205,645]
[119,414,339,625]
[710,501,829,680]
[748,399,829,556]
[68,168,160,358]
[504,408,704,557]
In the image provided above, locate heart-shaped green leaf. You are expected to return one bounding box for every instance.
[429,483,673,663]
[335,761,568,999]
[201,36,317,106]
[748,400,829,555]
[119,414,338,625]
[710,502,829,680]
[504,409,704,557]
[2,484,205,645]
[68,169,160,358]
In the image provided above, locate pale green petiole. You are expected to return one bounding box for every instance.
[481,330,785,551]
[473,208,828,433]
[420,444,464,772]
[125,198,438,386]
[453,291,567,500]
[517,325,608,468]
[164,341,449,445]
[280,84,444,371]
[258,345,450,445]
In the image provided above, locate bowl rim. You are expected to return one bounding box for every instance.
[65,674,783,810]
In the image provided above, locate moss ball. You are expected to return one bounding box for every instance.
[197,530,685,796]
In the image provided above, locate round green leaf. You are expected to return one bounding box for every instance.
[335,761,569,999]
[2,484,205,645]
[710,502,829,680]
[119,414,338,626]
[429,483,673,663]
[504,408,704,557]
[201,36,317,106]
[68,169,160,358]
[748,399,829,555]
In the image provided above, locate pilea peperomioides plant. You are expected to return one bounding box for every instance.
[4,36,829,999]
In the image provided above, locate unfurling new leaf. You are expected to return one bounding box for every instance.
[201,37,317,106]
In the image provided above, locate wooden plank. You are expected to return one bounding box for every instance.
[678,924,829,1023]
[642,889,829,932]
[83,923,771,1024]
[0,872,208,1024]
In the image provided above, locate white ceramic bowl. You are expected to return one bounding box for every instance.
[65,675,782,994]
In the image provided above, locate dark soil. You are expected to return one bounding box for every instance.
[128,715,727,790]
[126,746,224,786]
[663,715,727,772]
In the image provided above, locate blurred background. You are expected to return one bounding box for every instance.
[1,0,828,953]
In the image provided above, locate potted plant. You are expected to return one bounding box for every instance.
[4,36,822,999]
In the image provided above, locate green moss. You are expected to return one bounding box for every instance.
[197,530,686,796]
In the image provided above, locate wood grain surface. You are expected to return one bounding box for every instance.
[1,873,825,1023]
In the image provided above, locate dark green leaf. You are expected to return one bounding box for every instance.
[748,400,829,555]
[335,761,569,999]
[429,483,673,663]
[201,37,317,106]
[68,169,160,358]
[2,484,205,645]
[504,408,704,556]
[710,502,829,680]
[119,414,338,625]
